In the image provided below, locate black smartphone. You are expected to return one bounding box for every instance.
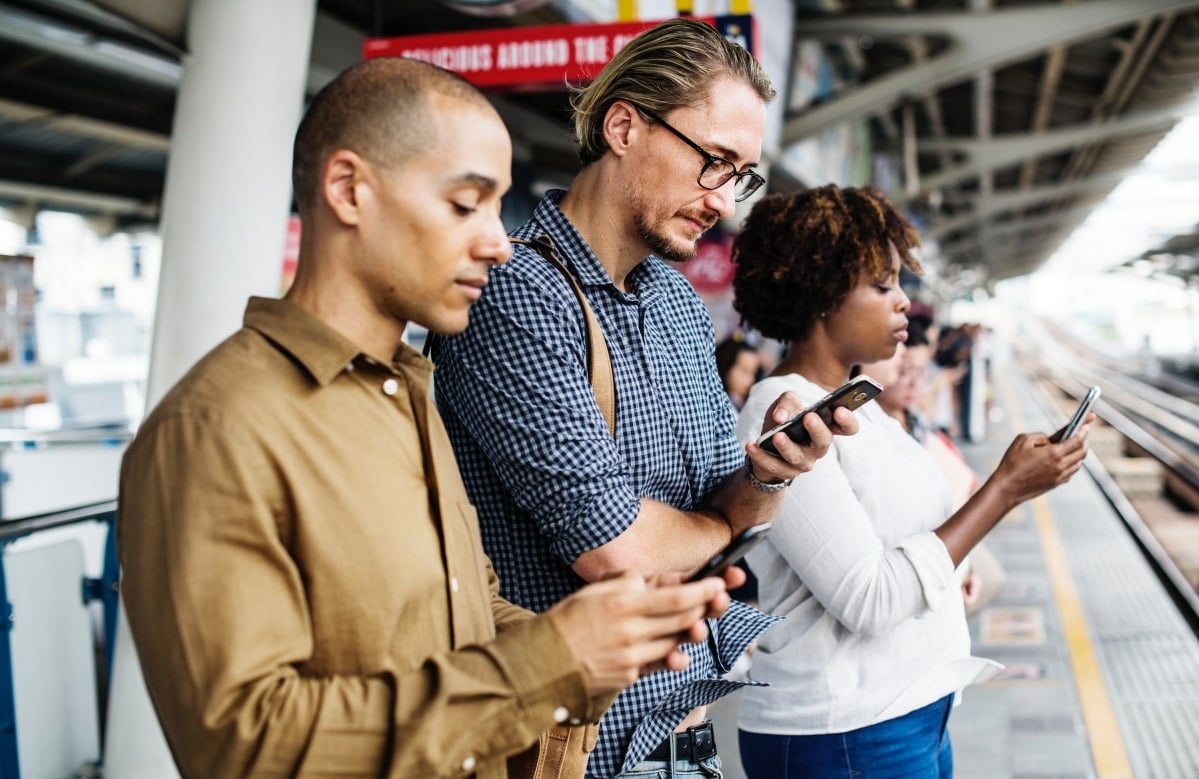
[1050,385,1100,442]
[756,375,884,456]
[685,524,772,583]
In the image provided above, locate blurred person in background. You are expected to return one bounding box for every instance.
[715,333,762,411]
[927,322,966,438]
[728,184,1091,779]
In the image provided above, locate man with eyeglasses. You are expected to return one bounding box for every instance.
[432,18,856,778]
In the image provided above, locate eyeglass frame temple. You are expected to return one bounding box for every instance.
[634,106,765,201]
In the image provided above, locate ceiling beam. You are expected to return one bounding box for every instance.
[34,0,186,55]
[0,97,171,152]
[915,102,1191,192]
[0,4,355,100]
[926,171,1131,237]
[1017,32,1069,189]
[940,202,1100,252]
[781,0,1199,145]
[0,1,182,88]
[88,0,188,49]
[0,177,158,217]
[953,221,1082,265]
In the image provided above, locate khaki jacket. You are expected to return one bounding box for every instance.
[119,297,600,778]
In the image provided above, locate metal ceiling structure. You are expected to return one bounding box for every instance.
[799,0,1199,287]
[1116,225,1199,285]
[1,0,1198,288]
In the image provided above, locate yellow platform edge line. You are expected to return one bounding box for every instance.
[998,372,1135,778]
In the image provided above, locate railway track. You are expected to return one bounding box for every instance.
[1016,316,1199,634]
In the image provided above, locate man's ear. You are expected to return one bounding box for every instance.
[602,100,639,159]
[323,149,368,226]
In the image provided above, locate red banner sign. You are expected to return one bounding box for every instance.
[363,15,755,90]
[680,232,736,294]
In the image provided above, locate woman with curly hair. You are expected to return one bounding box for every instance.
[729,185,1092,778]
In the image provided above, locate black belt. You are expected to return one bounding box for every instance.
[646,721,718,763]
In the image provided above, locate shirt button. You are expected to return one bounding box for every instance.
[382,378,399,396]
[553,706,569,723]
[461,755,476,772]
[450,577,460,593]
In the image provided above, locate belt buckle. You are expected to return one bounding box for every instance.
[685,722,717,762]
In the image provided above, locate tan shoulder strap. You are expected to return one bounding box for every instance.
[512,236,616,439]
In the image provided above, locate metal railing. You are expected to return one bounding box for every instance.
[0,422,133,447]
[1030,368,1199,637]
[0,500,119,778]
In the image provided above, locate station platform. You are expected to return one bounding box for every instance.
[706,358,1199,778]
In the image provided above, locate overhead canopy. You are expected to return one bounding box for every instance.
[1,0,1198,289]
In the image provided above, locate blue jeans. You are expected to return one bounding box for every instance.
[600,753,723,778]
[738,694,954,779]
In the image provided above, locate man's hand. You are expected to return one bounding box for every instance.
[746,392,859,485]
[546,572,729,696]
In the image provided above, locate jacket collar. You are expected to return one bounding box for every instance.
[243,296,365,386]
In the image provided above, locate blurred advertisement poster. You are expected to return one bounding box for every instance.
[0,255,47,408]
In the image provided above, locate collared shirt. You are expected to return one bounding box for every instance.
[735,373,1000,736]
[434,191,779,776]
[119,296,600,779]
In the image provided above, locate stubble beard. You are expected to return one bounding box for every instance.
[634,209,700,264]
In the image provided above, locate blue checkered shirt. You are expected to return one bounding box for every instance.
[433,191,780,777]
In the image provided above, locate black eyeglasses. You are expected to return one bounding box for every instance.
[637,107,765,202]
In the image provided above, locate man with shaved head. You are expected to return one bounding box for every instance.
[118,57,738,779]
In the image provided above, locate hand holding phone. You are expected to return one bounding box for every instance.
[757,376,883,456]
[685,524,772,583]
[1049,385,1100,443]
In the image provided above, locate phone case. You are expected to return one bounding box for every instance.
[757,376,883,455]
[1054,386,1100,442]
[686,524,772,582]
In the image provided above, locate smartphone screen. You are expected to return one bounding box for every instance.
[756,376,884,456]
[1051,385,1100,442]
[686,524,772,583]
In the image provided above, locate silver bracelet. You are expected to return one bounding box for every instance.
[743,453,793,493]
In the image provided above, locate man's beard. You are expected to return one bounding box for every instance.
[635,211,702,263]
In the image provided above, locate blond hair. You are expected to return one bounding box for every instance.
[570,18,774,165]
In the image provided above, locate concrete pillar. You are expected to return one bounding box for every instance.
[105,0,316,775]
[145,0,316,408]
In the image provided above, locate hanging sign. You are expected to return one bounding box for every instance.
[363,15,755,90]
[679,232,736,293]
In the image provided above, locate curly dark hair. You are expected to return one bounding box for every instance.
[731,185,922,343]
